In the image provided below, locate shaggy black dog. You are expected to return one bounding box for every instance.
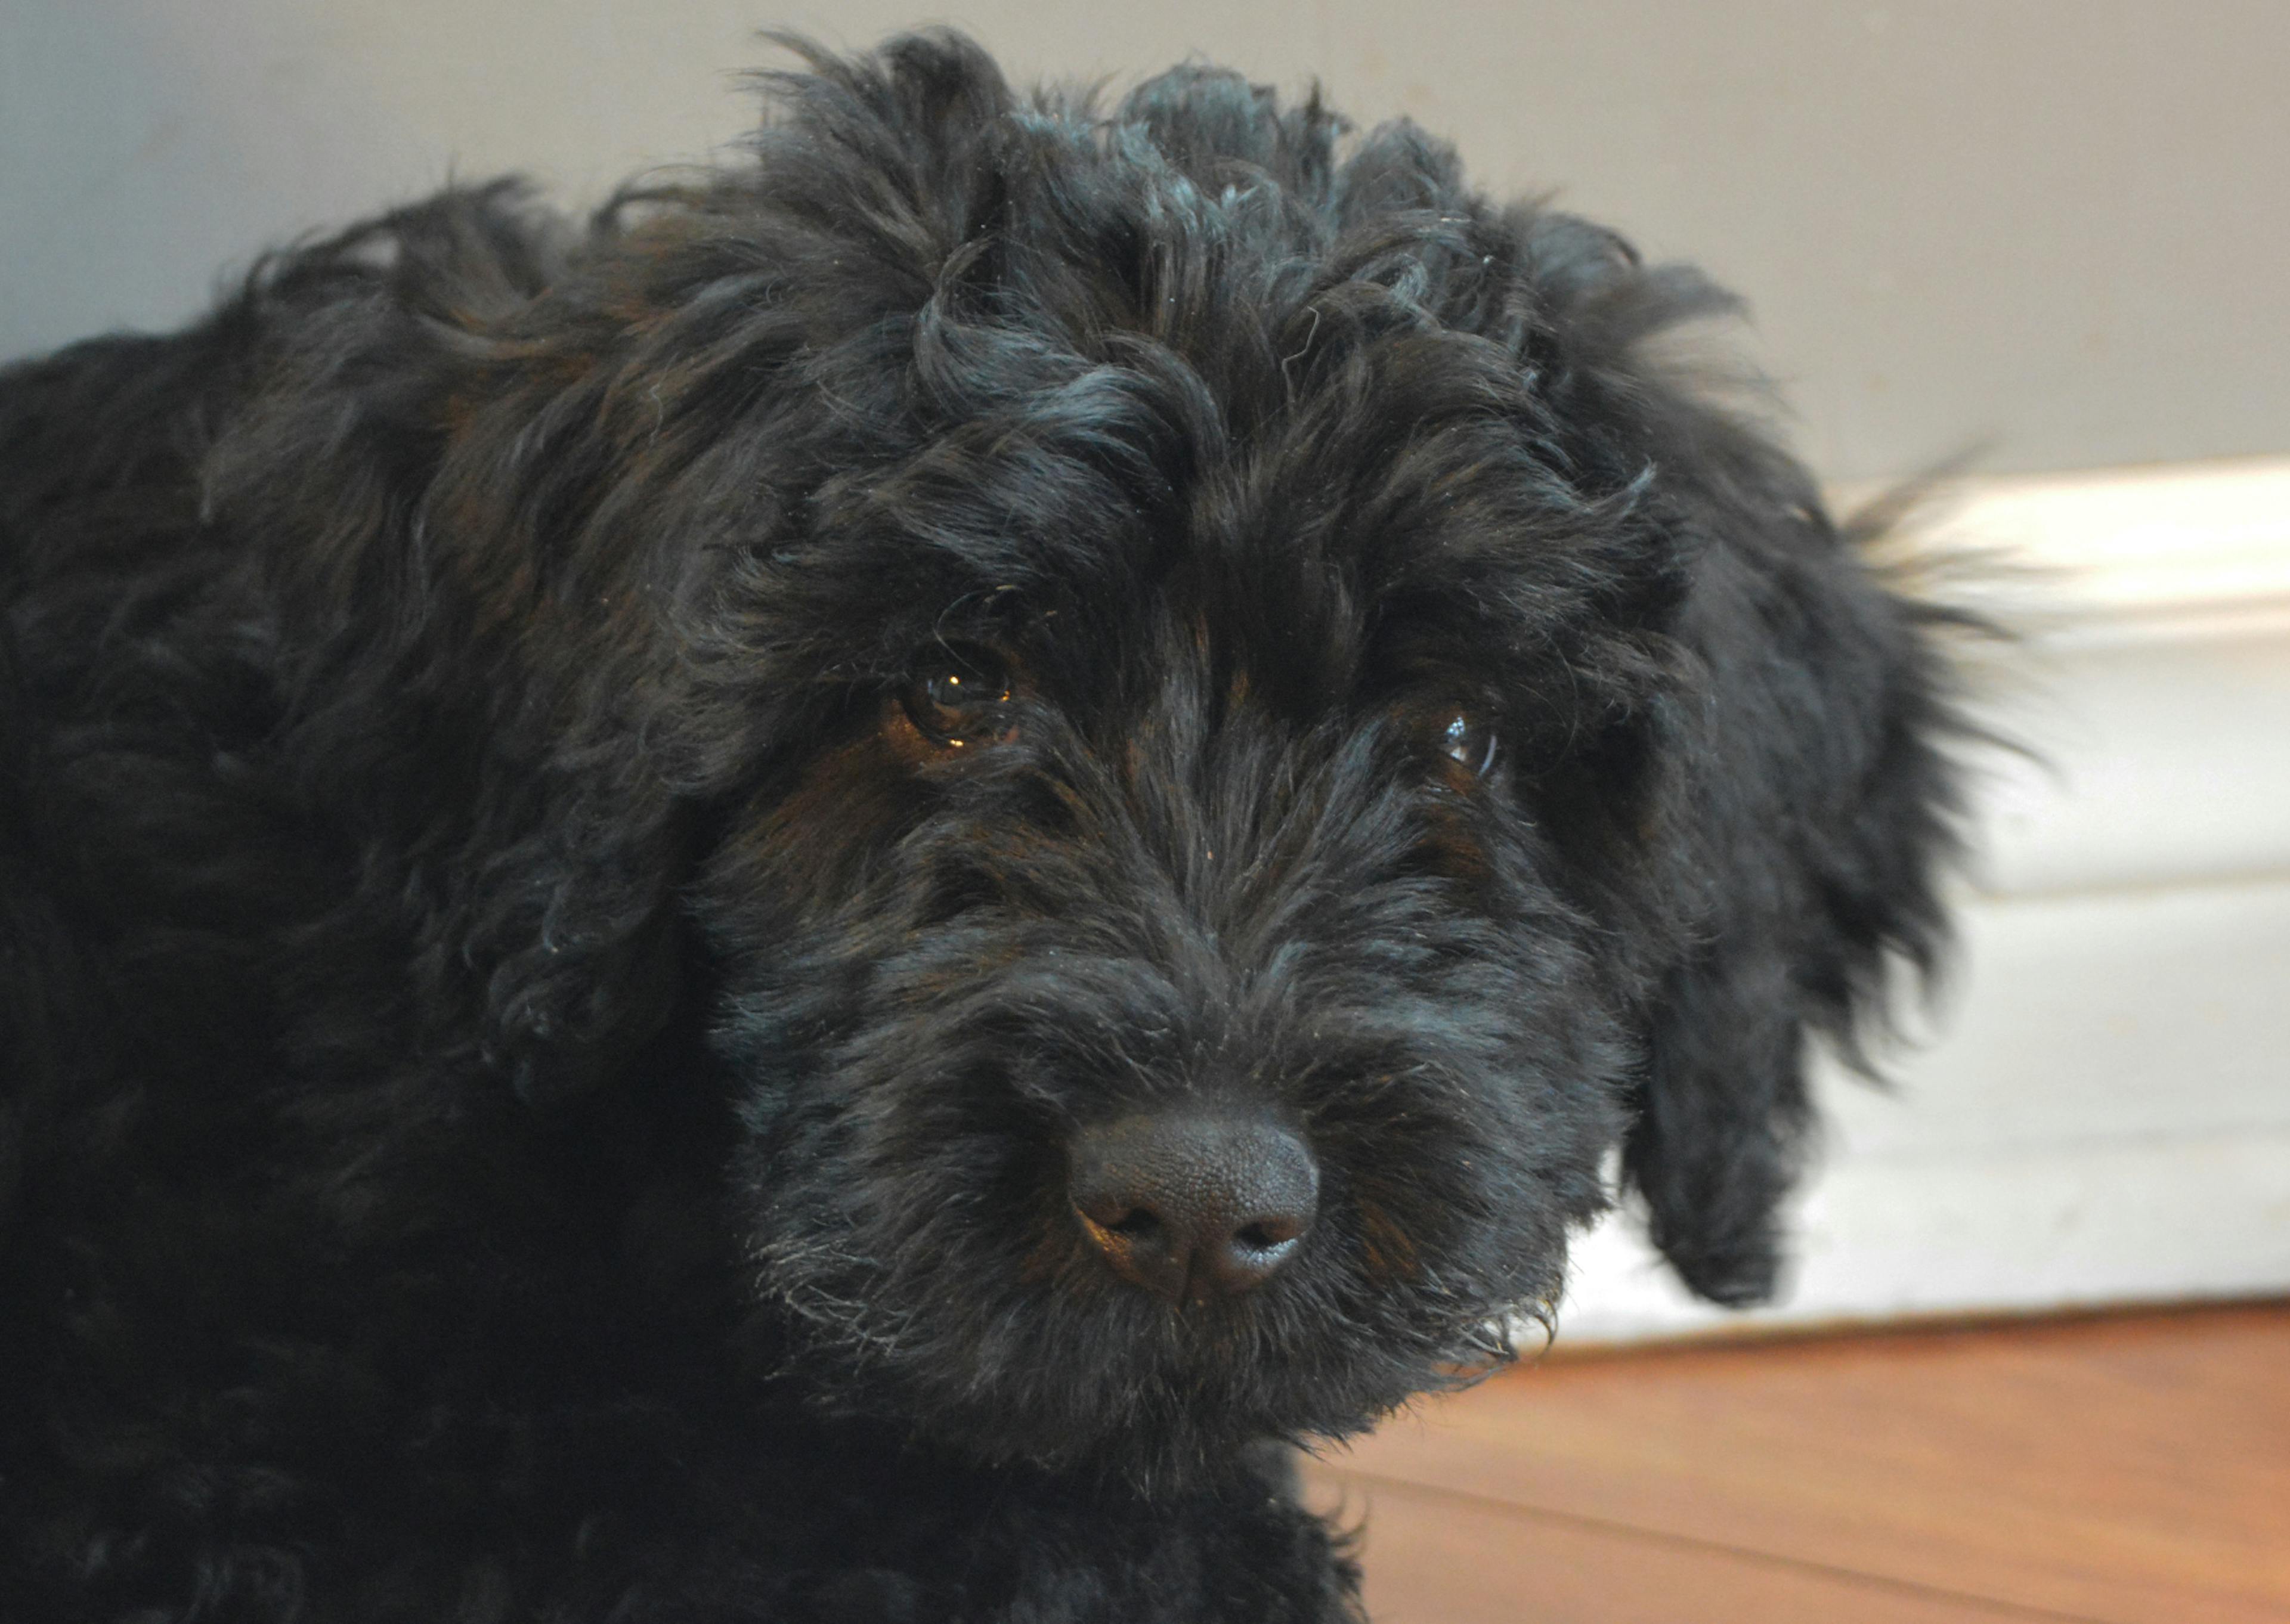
[1,32,1964,1622]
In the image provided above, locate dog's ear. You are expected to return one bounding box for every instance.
[1517,230,1967,1306]
[205,188,697,1109]
[1627,420,1964,1306]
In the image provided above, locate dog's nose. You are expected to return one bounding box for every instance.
[1067,1112,1319,1303]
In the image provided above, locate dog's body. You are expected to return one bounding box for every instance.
[1,34,1962,1622]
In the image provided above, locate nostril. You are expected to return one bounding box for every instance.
[1234,1219,1296,1252]
[1104,1208,1162,1238]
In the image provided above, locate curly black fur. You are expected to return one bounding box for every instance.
[0,32,1966,1622]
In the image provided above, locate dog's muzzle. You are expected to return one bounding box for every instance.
[1067,1111,1320,1303]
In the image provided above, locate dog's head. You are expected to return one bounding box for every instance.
[222,33,1962,1488]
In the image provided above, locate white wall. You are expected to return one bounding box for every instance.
[8,0,2290,479]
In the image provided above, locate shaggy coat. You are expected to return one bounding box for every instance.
[1,33,1962,1622]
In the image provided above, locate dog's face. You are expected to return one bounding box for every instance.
[222,34,1958,1492]
[697,333,1658,1478]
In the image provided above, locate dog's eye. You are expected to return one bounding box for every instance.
[1436,711,1499,779]
[902,647,1016,749]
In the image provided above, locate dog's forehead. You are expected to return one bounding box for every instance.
[836,317,1639,709]
[722,111,1670,714]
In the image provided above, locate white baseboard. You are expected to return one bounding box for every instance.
[1564,1130,2290,1342]
[1561,455,2290,1344]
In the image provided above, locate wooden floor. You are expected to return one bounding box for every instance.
[1298,1301,2290,1624]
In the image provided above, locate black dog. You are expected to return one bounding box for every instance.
[0,32,1964,1622]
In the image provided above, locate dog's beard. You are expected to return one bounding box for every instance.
[718,919,1625,1491]
[738,1127,1570,1492]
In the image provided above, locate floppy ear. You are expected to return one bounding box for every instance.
[1501,213,1969,1304]
[205,187,697,1109]
[1624,424,1966,1306]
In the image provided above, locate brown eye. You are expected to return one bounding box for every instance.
[902,646,1014,749]
[1437,711,1499,779]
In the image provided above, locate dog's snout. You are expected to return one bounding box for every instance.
[1067,1113,1319,1303]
